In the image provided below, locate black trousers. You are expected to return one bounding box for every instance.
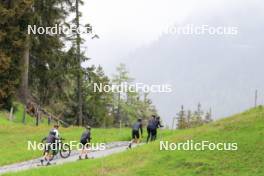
[132,130,140,139]
[147,127,157,143]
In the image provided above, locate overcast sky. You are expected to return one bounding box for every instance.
[79,0,264,126]
[81,0,261,71]
[81,0,202,70]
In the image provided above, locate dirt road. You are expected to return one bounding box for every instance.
[0,141,141,175]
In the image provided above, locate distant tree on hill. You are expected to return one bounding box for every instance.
[204,108,213,123]
[186,110,192,128]
[177,105,187,129]
[193,103,204,127]
[175,103,213,129]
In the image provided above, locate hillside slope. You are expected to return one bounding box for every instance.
[0,115,131,166]
[0,105,170,167]
[4,106,264,176]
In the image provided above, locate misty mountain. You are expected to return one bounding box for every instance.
[122,4,264,125]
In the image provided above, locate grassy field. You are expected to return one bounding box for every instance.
[0,113,132,166]
[0,103,35,125]
[3,106,264,176]
[0,102,39,125]
[0,108,170,167]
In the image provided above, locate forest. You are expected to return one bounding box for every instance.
[0,0,157,127]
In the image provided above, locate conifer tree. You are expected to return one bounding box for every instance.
[204,108,213,123]
[186,110,192,128]
[177,105,187,129]
[0,0,33,110]
[193,102,204,127]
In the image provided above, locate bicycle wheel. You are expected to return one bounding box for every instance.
[60,143,71,158]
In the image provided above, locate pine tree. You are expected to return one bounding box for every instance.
[186,110,192,128]
[0,0,33,110]
[112,63,133,125]
[177,105,187,129]
[69,0,93,126]
[204,108,213,123]
[83,65,114,127]
[75,0,83,126]
[193,102,204,127]
[29,0,74,106]
[111,63,157,126]
[25,0,79,124]
[139,93,157,120]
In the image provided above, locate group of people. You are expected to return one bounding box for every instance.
[41,125,91,165]
[128,115,163,148]
[40,115,163,165]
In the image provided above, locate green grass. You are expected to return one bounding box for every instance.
[0,103,169,167]
[0,102,132,166]
[3,106,264,176]
[0,115,132,166]
[0,102,45,125]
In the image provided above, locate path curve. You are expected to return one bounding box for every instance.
[0,141,141,175]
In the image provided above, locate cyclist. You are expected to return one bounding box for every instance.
[79,126,91,160]
[40,130,59,165]
[128,118,143,148]
[51,124,60,138]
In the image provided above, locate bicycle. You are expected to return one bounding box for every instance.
[41,137,71,160]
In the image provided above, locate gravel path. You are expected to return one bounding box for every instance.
[0,141,141,175]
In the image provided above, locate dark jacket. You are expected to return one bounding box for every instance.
[80,130,91,143]
[155,119,163,128]
[132,121,143,135]
[46,132,58,143]
[147,118,156,130]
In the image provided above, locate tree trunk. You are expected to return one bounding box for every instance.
[9,106,13,121]
[20,34,30,123]
[76,0,83,126]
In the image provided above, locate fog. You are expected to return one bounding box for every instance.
[82,0,264,125]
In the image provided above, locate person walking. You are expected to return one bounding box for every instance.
[128,118,143,148]
[152,116,163,141]
[79,126,91,160]
[146,115,156,143]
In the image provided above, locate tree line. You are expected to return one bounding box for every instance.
[174,103,213,129]
[0,1,157,127]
